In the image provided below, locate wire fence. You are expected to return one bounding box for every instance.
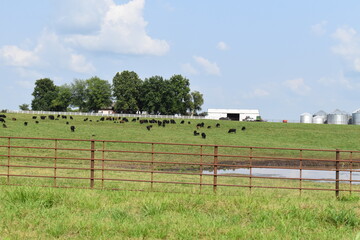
[0,136,359,197]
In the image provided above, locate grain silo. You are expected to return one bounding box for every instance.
[327,109,349,125]
[352,109,360,125]
[313,110,327,124]
[300,113,312,123]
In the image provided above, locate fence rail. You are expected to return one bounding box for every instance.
[0,136,359,197]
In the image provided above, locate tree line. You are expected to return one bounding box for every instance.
[27,71,204,115]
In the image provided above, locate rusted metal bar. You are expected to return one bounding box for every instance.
[199,145,203,192]
[151,143,154,190]
[90,139,95,188]
[54,139,58,187]
[213,146,218,193]
[299,150,303,196]
[249,147,253,192]
[7,137,10,184]
[102,141,105,189]
[335,149,340,198]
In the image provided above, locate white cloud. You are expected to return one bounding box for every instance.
[0,30,95,74]
[64,0,169,55]
[283,78,311,95]
[0,45,39,67]
[193,56,220,76]
[318,72,357,90]
[311,21,327,36]
[217,41,228,50]
[181,63,198,75]
[243,88,270,99]
[331,26,360,72]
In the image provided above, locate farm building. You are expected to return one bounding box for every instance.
[206,109,260,121]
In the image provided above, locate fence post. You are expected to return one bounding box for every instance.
[335,149,340,198]
[213,146,218,193]
[90,139,95,188]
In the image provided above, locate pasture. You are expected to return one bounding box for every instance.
[0,112,360,239]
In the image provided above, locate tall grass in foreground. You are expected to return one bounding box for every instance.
[0,185,359,239]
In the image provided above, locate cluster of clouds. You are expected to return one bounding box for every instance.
[0,0,169,77]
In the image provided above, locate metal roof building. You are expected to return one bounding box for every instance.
[206,109,260,121]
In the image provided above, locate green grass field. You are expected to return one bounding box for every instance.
[0,112,360,239]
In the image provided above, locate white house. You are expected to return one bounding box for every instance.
[206,109,260,121]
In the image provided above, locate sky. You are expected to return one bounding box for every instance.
[1,0,360,121]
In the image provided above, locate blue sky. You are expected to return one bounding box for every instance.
[1,0,360,120]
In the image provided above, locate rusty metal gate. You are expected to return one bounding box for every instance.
[0,136,359,197]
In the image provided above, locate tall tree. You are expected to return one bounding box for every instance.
[31,78,57,111]
[19,104,30,111]
[168,75,191,115]
[189,91,204,115]
[85,76,112,112]
[141,76,166,114]
[51,84,72,111]
[112,71,142,113]
[70,79,88,111]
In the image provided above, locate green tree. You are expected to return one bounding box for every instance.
[70,79,88,111]
[51,84,72,111]
[141,76,166,114]
[31,78,57,111]
[168,75,191,115]
[85,76,112,112]
[112,71,142,113]
[19,104,30,111]
[189,91,204,115]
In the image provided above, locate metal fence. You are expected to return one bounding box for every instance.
[0,136,359,197]
[6,110,206,120]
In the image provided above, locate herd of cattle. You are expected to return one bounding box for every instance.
[0,114,247,138]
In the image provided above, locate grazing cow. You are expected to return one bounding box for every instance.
[0,118,5,123]
[66,121,69,125]
[132,118,137,122]
[146,125,153,131]
[24,122,28,126]
[207,126,211,129]
[196,122,205,129]
[70,126,75,132]
[241,126,246,131]
[100,117,105,121]
[201,133,206,139]
[12,118,17,121]
[40,116,46,120]
[216,123,220,128]
[70,116,73,120]
[3,123,7,128]
[48,115,55,120]
[188,121,191,124]
[170,119,176,124]
[228,128,236,133]
[180,120,185,124]
[35,121,39,124]
[84,118,88,121]
[0,114,6,118]
[32,116,37,119]
[193,130,200,136]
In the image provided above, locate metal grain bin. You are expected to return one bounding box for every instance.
[300,113,312,123]
[327,109,349,125]
[312,116,325,124]
[352,109,360,125]
[313,110,327,124]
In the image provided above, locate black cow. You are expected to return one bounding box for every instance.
[146,125,153,131]
[35,121,39,124]
[40,116,46,120]
[241,126,246,131]
[70,126,75,132]
[193,130,200,136]
[201,133,206,139]
[3,123,7,128]
[228,128,236,133]
[32,116,37,119]
[0,114,6,118]
[70,116,73,120]
[48,115,55,120]
[216,123,220,128]
[66,121,69,125]
[24,122,28,126]
[207,126,211,129]
[0,118,5,123]
[12,118,17,121]
[180,120,185,124]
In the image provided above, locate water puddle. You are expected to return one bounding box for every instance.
[203,168,360,184]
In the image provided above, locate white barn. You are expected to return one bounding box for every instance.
[206,109,260,121]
